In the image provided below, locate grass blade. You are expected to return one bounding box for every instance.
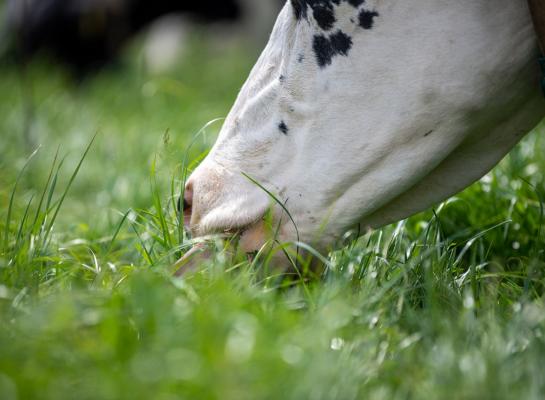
[42,133,97,244]
[3,146,40,253]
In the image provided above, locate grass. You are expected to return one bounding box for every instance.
[1,31,545,399]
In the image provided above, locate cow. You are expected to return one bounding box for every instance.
[179,0,545,269]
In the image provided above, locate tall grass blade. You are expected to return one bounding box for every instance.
[43,133,97,245]
[29,147,59,236]
[3,146,40,253]
[106,209,132,255]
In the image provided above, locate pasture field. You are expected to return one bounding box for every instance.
[1,35,545,400]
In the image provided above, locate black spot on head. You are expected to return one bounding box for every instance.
[279,74,286,83]
[358,9,379,29]
[291,0,307,20]
[313,30,352,68]
[293,0,379,68]
[297,53,305,63]
[347,0,365,7]
[313,34,334,67]
[279,121,289,135]
[292,0,375,28]
[312,4,336,31]
[329,30,352,56]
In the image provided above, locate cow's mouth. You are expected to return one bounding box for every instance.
[173,217,269,276]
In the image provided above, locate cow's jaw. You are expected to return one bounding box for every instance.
[184,0,544,254]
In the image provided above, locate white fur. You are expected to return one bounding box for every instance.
[186,0,545,250]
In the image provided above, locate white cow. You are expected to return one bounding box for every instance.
[181,0,545,262]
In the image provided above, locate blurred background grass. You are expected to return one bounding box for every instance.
[0,32,253,220]
[1,3,545,399]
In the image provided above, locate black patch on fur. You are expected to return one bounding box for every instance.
[291,0,307,20]
[292,0,367,24]
[330,30,352,55]
[358,9,379,29]
[313,30,352,67]
[312,4,336,31]
[347,0,365,7]
[313,35,333,67]
[279,121,289,135]
[291,0,379,68]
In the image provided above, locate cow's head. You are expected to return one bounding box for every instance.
[182,0,541,256]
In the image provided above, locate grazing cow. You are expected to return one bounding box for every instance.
[181,0,545,262]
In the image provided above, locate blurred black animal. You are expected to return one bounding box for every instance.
[4,0,251,74]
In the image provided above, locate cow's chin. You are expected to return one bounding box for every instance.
[175,218,293,277]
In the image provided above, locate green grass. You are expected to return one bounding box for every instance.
[1,33,545,400]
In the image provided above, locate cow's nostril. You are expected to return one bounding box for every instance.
[181,181,194,228]
[177,181,194,214]
[184,181,193,208]
[177,197,191,213]
[183,197,191,211]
